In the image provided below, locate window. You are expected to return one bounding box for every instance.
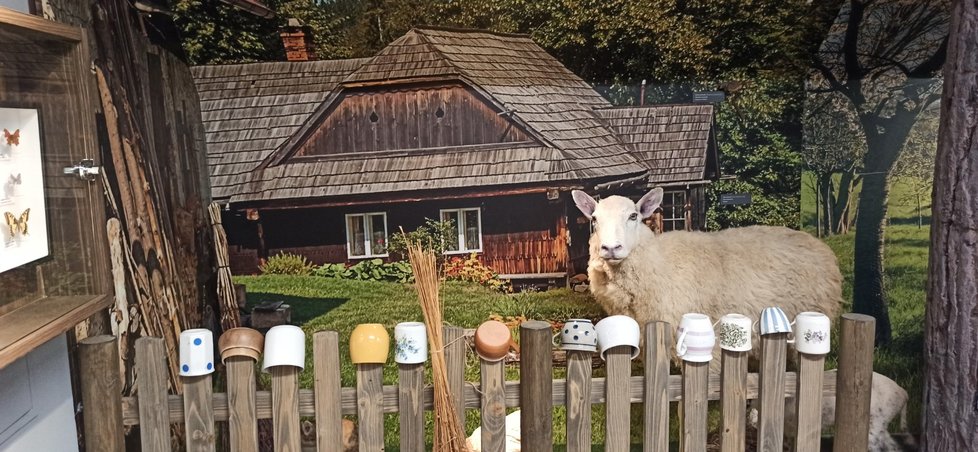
[660,191,688,232]
[345,212,388,258]
[440,208,482,254]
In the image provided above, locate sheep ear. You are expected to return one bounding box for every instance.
[637,188,663,218]
[571,190,597,219]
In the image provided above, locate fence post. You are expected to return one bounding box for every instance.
[720,348,748,452]
[445,325,466,427]
[78,335,125,452]
[480,357,506,452]
[794,351,826,452]
[520,320,553,451]
[643,322,671,452]
[566,349,593,452]
[606,345,632,452]
[833,313,875,452]
[399,361,426,452]
[757,332,788,452]
[681,360,709,452]
[183,373,216,451]
[271,366,301,452]
[313,332,343,452]
[136,337,171,452]
[356,363,384,451]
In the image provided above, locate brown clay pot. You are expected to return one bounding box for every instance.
[474,320,518,362]
[218,327,264,363]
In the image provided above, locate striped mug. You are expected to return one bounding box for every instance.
[676,313,715,362]
[754,307,793,336]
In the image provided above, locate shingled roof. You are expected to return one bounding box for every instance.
[597,105,718,184]
[192,28,717,205]
[191,59,369,200]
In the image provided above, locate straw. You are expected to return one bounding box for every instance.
[405,239,470,452]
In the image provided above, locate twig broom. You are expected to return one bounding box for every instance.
[405,240,470,452]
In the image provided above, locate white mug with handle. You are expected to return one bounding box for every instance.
[792,312,831,355]
[676,313,715,362]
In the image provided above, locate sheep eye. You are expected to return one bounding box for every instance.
[629,213,638,221]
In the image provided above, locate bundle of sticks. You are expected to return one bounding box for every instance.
[406,241,470,452]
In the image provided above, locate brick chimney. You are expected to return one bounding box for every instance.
[280,18,316,61]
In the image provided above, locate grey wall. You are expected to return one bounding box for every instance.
[0,1,32,13]
[0,335,79,452]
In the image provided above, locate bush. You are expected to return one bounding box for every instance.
[387,218,457,258]
[260,252,315,276]
[443,253,510,292]
[313,259,414,283]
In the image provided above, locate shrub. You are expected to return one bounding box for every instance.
[387,218,457,258]
[313,259,414,283]
[443,253,510,292]
[260,252,314,276]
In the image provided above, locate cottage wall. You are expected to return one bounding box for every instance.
[225,193,568,276]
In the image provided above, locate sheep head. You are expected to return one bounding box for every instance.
[572,188,663,264]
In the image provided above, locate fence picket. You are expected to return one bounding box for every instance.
[480,358,506,452]
[720,349,748,452]
[605,345,632,452]
[79,335,125,452]
[520,321,553,451]
[225,355,259,452]
[136,337,170,452]
[795,352,826,452]
[271,366,301,452]
[833,314,876,452]
[565,350,592,452]
[681,360,709,452]
[313,331,343,452]
[643,322,671,452]
[183,374,216,452]
[445,326,466,427]
[758,333,788,452]
[399,363,425,452]
[356,363,384,451]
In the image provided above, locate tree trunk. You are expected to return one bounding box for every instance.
[817,173,834,237]
[833,170,855,234]
[850,171,893,344]
[922,0,978,447]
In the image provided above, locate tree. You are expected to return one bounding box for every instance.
[803,92,866,236]
[892,107,939,228]
[921,0,978,447]
[811,0,949,344]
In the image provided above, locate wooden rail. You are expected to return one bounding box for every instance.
[83,315,875,450]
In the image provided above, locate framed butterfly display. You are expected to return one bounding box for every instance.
[0,107,49,273]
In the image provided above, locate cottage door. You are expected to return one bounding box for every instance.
[0,8,111,451]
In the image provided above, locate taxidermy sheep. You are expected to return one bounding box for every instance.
[572,188,844,364]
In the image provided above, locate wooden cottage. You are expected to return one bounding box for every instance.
[192,28,719,279]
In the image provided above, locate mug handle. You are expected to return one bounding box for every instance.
[675,330,688,356]
[786,319,797,344]
[510,337,521,355]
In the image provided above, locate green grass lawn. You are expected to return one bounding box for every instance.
[235,175,929,449]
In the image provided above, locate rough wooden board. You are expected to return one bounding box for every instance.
[605,346,632,452]
[183,374,216,452]
[757,334,787,452]
[356,364,385,451]
[643,322,671,452]
[479,359,506,452]
[79,336,125,452]
[226,356,259,452]
[720,350,748,452]
[136,338,170,452]
[520,321,553,451]
[833,314,875,452]
[565,350,593,452]
[399,363,425,452]
[794,353,825,452]
[681,361,709,452]
[313,332,343,451]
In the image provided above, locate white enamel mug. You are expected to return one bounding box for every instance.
[394,322,428,364]
[676,313,715,362]
[553,319,597,352]
[179,328,215,377]
[262,325,306,371]
[792,312,831,355]
[715,313,753,352]
[594,315,641,360]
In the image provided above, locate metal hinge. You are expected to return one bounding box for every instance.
[63,159,101,181]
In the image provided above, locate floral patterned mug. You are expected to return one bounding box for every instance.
[715,313,753,352]
[792,312,831,355]
[393,322,428,364]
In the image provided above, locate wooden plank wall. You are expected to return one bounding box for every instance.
[296,83,531,156]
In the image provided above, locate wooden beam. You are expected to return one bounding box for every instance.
[0,7,82,41]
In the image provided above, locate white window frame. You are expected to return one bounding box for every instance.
[661,191,687,231]
[345,212,389,259]
[439,207,483,254]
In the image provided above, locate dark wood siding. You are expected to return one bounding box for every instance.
[225,193,567,275]
[295,83,532,156]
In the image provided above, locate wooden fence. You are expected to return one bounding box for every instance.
[77,313,876,452]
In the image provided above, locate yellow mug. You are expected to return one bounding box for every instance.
[350,323,390,364]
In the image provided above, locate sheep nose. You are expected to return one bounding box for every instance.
[601,244,623,253]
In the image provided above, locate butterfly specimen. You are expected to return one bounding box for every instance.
[4,208,29,236]
[3,128,20,146]
[8,173,21,185]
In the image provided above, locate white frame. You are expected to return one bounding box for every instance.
[1,107,49,273]
[661,190,686,231]
[439,207,483,254]
[344,212,389,259]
